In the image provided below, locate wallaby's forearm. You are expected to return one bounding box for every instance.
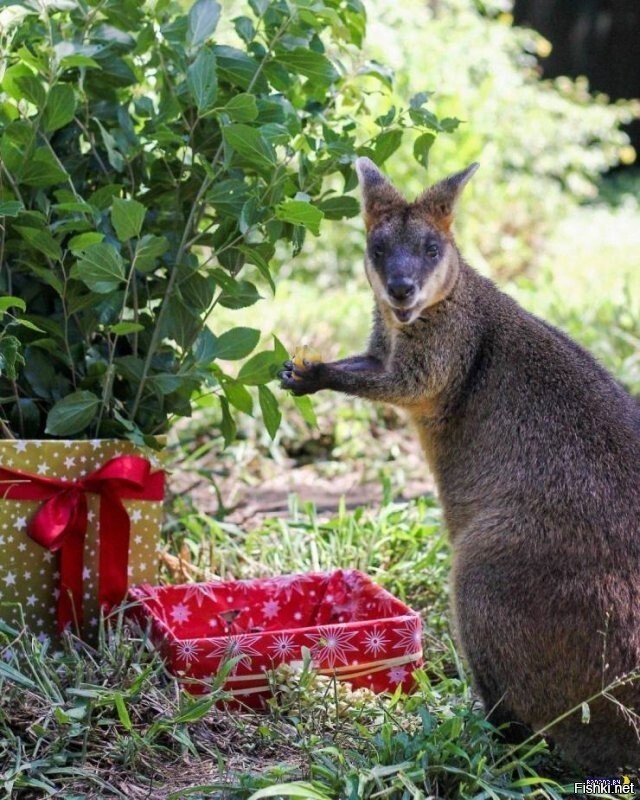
[280,352,428,405]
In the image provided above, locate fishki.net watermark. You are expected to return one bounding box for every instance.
[574,776,635,795]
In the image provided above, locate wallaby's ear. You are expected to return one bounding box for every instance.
[355,157,404,229]
[417,162,479,232]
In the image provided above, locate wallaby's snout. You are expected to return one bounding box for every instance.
[387,274,416,303]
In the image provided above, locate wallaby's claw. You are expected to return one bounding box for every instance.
[279,359,325,396]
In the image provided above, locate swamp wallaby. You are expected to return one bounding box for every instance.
[280,158,640,771]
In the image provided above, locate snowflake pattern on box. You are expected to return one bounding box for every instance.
[0,439,163,640]
[128,569,424,708]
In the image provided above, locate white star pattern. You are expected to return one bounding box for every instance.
[176,640,200,666]
[15,516,27,530]
[269,633,297,659]
[14,441,27,452]
[266,573,313,601]
[395,618,423,652]
[64,457,75,469]
[389,666,408,683]
[37,463,49,475]
[307,626,359,669]
[3,572,16,586]
[170,603,191,624]
[208,633,262,672]
[183,583,217,607]
[261,599,280,620]
[363,627,390,657]
[26,594,37,606]
[130,509,143,523]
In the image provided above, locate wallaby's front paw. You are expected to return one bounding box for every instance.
[279,359,327,396]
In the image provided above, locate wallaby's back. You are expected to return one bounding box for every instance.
[423,266,640,769]
[280,159,640,770]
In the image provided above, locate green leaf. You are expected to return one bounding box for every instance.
[21,148,68,187]
[206,179,249,217]
[174,695,217,724]
[213,327,260,360]
[223,93,258,122]
[113,693,132,731]
[276,199,324,236]
[258,384,281,439]
[187,0,221,47]
[2,64,44,105]
[15,318,45,333]
[219,396,236,446]
[318,196,360,220]
[187,47,218,112]
[237,244,274,292]
[293,395,317,427]
[42,84,76,133]
[276,49,339,86]
[58,54,101,70]
[0,200,23,217]
[45,390,100,436]
[248,782,332,800]
[109,321,144,335]
[222,124,276,176]
[14,74,47,107]
[218,280,261,310]
[68,232,105,253]
[237,350,280,385]
[222,378,253,414]
[192,328,218,364]
[14,225,62,260]
[0,296,26,315]
[70,243,125,293]
[133,235,169,271]
[0,335,24,381]
[373,129,403,164]
[214,45,268,93]
[413,132,436,168]
[161,298,200,347]
[111,198,146,241]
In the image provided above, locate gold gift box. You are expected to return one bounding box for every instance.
[0,439,163,640]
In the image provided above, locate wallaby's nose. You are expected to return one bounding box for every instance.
[387,277,415,302]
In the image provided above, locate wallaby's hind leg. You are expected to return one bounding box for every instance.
[462,642,533,744]
[484,696,533,745]
[551,699,640,773]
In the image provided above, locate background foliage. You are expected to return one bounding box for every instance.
[0,0,451,442]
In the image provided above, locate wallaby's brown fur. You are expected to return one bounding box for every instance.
[280,158,640,771]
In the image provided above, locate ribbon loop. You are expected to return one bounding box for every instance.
[0,453,164,632]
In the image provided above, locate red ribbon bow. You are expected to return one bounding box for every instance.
[0,454,164,632]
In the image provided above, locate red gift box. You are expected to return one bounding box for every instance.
[128,569,423,707]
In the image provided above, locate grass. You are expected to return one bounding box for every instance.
[2,499,577,799]
[3,177,640,797]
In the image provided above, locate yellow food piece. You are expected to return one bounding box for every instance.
[292,346,322,377]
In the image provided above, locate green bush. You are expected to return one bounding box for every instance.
[0,0,449,442]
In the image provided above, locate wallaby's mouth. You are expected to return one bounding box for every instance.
[392,306,415,323]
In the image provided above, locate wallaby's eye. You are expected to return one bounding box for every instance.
[426,243,440,259]
[372,242,385,260]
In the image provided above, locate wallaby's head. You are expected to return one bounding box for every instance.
[355,158,478,325]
